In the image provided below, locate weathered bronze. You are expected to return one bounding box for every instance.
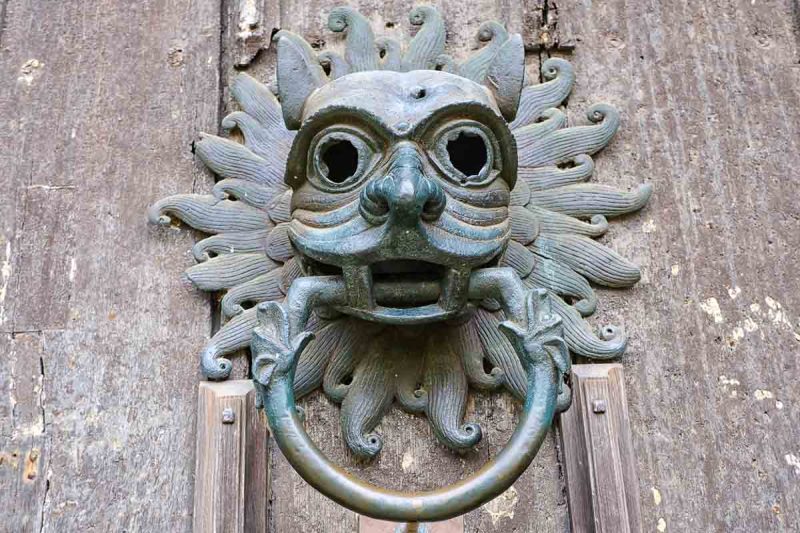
[149,5,651,522]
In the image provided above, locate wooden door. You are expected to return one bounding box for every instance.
[1,1,799,532]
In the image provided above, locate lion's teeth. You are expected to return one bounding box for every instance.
[440,267,471,311]
[342,265,374,309]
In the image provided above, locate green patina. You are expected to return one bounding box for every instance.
[148,4,651,522]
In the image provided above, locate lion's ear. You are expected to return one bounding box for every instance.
[274,30,328,130]
[483,34,525,122]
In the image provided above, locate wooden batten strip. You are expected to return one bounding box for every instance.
[559,364,642,533]
[194,381,269,533]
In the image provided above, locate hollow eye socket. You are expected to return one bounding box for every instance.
[434,123,498,187]
[320,139,358,183]
[311,130,375,190]
[446,131,488,178]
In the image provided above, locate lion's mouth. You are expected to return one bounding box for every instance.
[301,256,490,323]
[369,260,445,305]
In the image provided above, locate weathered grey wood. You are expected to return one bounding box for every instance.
[0,333,49,531]
[194,380,268,533]
[0,0,222,530]
[227,0,280,68]
[559,364,641,532]
[1,0,799,531]
[558,1,800,531]
[359,515,464,532]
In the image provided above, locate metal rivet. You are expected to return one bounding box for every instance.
[592,399,607,414]
[221,407,236,424]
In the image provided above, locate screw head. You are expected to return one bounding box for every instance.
[591,399,607,414]
[221,407,236,424]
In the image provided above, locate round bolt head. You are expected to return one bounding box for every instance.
[221,407,236,424]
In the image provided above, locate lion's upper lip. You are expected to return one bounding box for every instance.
[289,206,508,323]
[288,217,508,272]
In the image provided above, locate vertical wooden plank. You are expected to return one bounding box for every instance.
[557,0,800,530]
[606,366,642,531]
[0,0,222,530]
[583,378,630,531]
[559,364,641,533]
[194,381,268,533]
[0,333,50,531]
[557,373,592,533]
[244,384,271,532]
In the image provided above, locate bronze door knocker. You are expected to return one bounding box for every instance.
[149,5,650,523]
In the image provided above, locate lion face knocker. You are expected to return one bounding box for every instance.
[290,68,517,324]
[150,5,651,522]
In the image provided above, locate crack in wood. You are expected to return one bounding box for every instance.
[527,1,575,54]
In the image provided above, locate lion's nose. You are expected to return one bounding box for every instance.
[359,149,445,226]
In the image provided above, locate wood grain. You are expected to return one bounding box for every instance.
[193,381,268,533]
[559,364,641,533]
[0,0,221,530]
[1,0,799,531]
[557,0,800,531]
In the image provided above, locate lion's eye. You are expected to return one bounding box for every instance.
[320,139,359,183]
[446,131,488,178]
[310,130,376,190]
[433,122,499,187]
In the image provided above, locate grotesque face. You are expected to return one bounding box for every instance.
[149,5,651,462]
[286,70,517,323]
[147,7,656,517]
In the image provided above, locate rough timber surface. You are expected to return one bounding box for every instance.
[0,0,221,531]
[1,0,799,532]
[557,0,800,531]
[193,381,268,533]
[559,364,642,532]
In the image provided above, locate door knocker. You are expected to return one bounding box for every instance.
[149,5,651,523]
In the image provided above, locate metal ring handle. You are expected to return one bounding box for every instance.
[261,354,557,523]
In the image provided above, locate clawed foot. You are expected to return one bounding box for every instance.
[499,289,571,405]
[251,302,315,393]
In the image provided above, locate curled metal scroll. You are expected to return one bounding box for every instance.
[148,4,651,522]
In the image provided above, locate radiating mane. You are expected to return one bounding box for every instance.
[149,5,651,456]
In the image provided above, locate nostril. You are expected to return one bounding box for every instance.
[359,178,391,225]
[360,197,390,225]
[420,181,446,222]
[421,198,445,221]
